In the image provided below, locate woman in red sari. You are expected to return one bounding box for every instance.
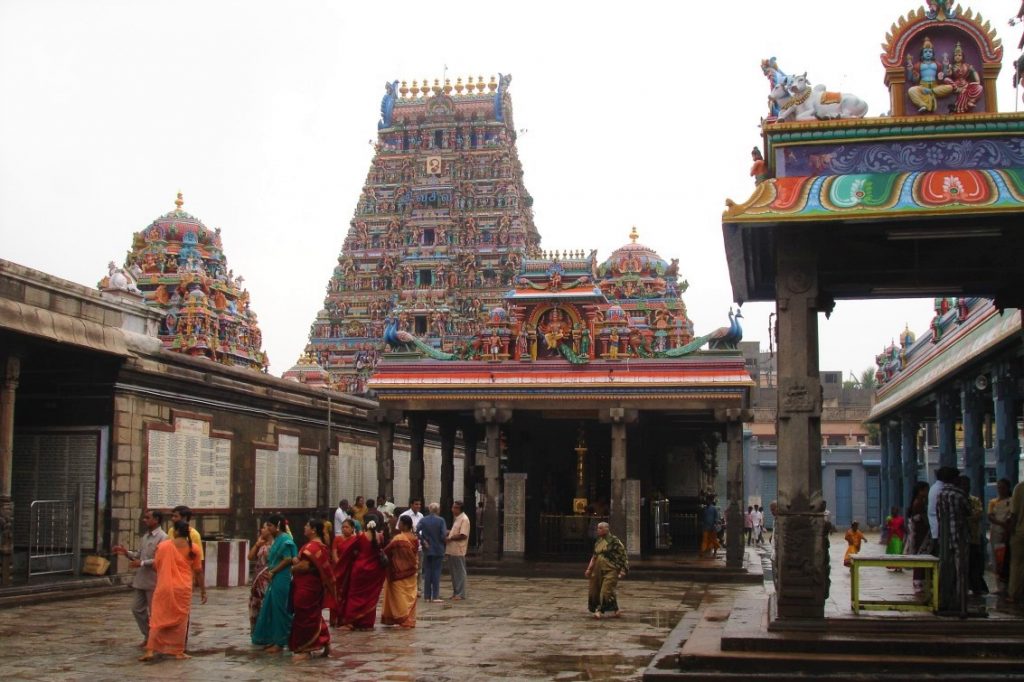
[288,519,336,660]
[139,520,206,662]
[340,519,387,631]
[330,518,358,627]
[381,514,419,628]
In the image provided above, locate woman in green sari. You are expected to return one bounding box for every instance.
[252,515,297,652]
[585,521,629,619]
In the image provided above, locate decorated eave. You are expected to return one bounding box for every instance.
[723,168,1024,224]
[367,355,753,404]
[869,300,1022,421]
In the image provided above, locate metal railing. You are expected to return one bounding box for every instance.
[538,513,608,558]
[27,484,82,579]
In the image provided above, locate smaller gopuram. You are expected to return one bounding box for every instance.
[369,229,753,564]
[723,2,1024,621]
[99,193,269,371]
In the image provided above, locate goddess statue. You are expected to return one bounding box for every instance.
[906,37,954,112]
[945,42,983,113]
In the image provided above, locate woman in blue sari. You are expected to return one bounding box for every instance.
[252,515,297,653]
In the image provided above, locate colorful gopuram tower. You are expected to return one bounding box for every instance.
[98,192,269,371]
[305,74,540,393]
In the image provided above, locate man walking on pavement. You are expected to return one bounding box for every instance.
[418,503,448,603]
[112,509,168,647]
[447,500,471,600]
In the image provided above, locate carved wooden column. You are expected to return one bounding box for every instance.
[718,407,751,569]
[900,414,919,513]
[0,356,20,587]
[439,420,456,523]
[994,364,1020,487]
[774,229,828,620]
[936,391,958,470]
[475,406,511,560]
[961,384,985,498]
[408,414,427,504]
[372,409,401,502]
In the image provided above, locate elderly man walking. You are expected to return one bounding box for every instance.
[446,500,471,600]
[112,509,168,646]
[418,503,448,603]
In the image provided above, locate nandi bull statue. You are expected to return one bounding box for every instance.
[770,72,868,121]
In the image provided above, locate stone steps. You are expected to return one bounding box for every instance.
[643,596,1024,681]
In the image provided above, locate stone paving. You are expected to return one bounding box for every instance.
[0,575,750,681]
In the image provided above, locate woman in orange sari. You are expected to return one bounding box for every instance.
[330,518,358,627]
[340,520,387,630]
[381,515,419,628]
[288,519,336,660]
[139,520,206,661]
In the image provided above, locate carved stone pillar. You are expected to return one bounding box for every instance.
[900,414,919,513]
[994,364,1020,487]
[440,421,456,523]
[773,230,828,620]
[461,424,479,542]
[887,420,903,513]
[602,407,637,542]
[879,421,890,522]
[717,408,751,569]
[408,414,427,504]
[936,391,958,469]
[0,356,20,587]
[961,384,985,499]
[475,406,511,560]
[372,409,401,502]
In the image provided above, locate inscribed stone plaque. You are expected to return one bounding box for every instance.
[147,417,231,510]
[423,445,441,506]
[625,479,641,556]
[503,473,527,555]
[255,434,316,509]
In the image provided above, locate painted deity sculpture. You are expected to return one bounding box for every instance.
[906,37,954,112]
[773,73,868,121]
[761,57,789,117]
[945,42,983,114]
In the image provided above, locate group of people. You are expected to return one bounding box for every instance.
[841,467,1024,617]
[112,505,207,662]
[744,505,768,546]
[246,497,471,659]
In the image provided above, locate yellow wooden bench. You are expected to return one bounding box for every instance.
[849,554,939,613]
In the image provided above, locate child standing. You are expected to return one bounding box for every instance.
[843,521,866,567]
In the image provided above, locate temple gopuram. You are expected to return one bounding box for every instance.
[304,74,754,562]
[98,193,269,371]
[304,75,538,394]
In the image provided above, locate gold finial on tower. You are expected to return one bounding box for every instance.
[432,78,441,96]
[629,225,639,243]
[410,80,420,97]
[487,75,498,92]
[476,75,486,93]
[175,191,184,211]
[454,77,464,94]
[443,78,452,95]
[399,81,409,98]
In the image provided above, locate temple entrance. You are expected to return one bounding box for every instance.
[514,415,611,559]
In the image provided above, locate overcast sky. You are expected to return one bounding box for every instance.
[1,0,1021,378]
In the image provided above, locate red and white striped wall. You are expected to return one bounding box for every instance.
[203,540,249,588]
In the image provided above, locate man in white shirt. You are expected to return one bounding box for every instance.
[399,498,423,531]
[446,500,471,600]
[334,499,350,537]
[751,506,764,545]
[399,498,424,596]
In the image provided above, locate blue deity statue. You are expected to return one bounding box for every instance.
[761,57,788,116]
[378,80,399,130]
[494,73,512,122]
[906,37,953,112]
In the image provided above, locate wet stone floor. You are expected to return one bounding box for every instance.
[0,575,745,681]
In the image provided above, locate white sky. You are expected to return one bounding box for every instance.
[1,0,1021,378]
